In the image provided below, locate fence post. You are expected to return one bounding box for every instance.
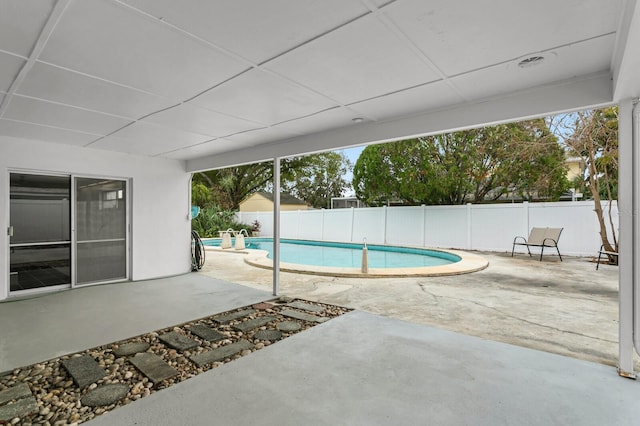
[321,209,325,241]
[523,201,530,234]
[350,207,355,243]
[421,204,426,247]
[466,203,472,250]
[383,205,388,244]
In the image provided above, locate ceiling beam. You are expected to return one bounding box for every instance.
[612,0,640,101]
[187,72,613,172]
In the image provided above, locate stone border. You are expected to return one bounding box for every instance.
[0,298,350,425]
[235,246,489,277]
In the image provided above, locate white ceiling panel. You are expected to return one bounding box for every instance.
[266,14,440,105]
[88,135,155,156]
[224,127,300,147]
[4,95,132,135]
[159,139,251,161]
[0,0,55,57]
[0,118,98,146]
[142,103,262,138]
[273,107,366,136]
[101,121,212,156]
[0,53,25,92]
[369,0,395,7]
[384,0,623,77]
[349,81,464,121]
[191,69,338,126]
[122,0,370,64]
[16,62,174,118]
[451,35,615,103]
[39,0,249,100]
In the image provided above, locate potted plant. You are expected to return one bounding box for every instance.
[251,219,261,237]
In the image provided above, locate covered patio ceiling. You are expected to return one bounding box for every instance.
[1,0,639,171]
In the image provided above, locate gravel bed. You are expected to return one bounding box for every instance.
[0,298,350,425]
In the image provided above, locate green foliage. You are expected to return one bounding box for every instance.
[353,119,568,205]
[191,206,252,238]
[192,152,352,210]
[563,107,618,200]
[282,152,352,208]
[191,182,212,208]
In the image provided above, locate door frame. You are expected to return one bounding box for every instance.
[7,169,131,296]
[71,174,130,288]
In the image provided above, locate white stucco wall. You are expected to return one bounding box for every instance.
[0,136,192,300]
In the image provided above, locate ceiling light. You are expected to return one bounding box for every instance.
[352,118,364,123]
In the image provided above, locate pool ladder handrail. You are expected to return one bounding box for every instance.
[361,237,369,274]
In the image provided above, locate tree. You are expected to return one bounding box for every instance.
[192,152,352,210]
[282,152,352,209]
[562,107,618,259]
[353,119,568,206]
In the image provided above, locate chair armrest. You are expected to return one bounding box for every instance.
[513,236,528,244]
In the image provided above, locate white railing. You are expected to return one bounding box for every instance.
[237,201,618,257]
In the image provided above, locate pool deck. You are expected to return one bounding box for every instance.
[202,247,637,371]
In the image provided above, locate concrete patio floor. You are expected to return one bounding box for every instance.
[1,254,639,425]
[200,248,637,370]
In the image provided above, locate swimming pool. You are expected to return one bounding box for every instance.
[204,238,488,277]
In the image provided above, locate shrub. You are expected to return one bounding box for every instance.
[192,206,251,238]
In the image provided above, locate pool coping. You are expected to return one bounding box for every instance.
[204,241,489,277]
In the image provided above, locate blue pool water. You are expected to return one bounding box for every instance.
[204,238,459,268]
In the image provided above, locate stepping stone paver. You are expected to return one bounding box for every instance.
[129,353,178,383]
[252,302,273,310]
[286,301,325,313]
[0,396,38,421]
[188,324,225,342]
[213,309,256,324]
[232,316,276,332]
[190,339,254,367]
[276,321,302,332]
[62,355,107,388]
[81,384,129,407]
[158,331,199,351]
[254,329,282,341]
[281,309,329,323]
[113,341,150,357]
[0,383,38,421]
[0,383,31,404]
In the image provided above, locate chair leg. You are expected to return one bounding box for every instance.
[596,251,602,270]
[556,247,562,262]
[539,246,544,261]
[511,243,515,257]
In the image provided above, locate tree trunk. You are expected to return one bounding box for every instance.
[587,135,617,264]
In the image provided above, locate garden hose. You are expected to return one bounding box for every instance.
[191,230,205,271]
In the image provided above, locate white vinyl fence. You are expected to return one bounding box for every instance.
[237,201,618,257]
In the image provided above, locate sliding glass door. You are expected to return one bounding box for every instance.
[9,173,72,292]
[8,173,128,295]
[75,177,128,285]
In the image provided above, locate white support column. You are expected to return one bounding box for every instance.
[618,98,636,378]
[272,158,281,297]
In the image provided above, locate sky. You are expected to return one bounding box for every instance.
[335,146,365,196]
